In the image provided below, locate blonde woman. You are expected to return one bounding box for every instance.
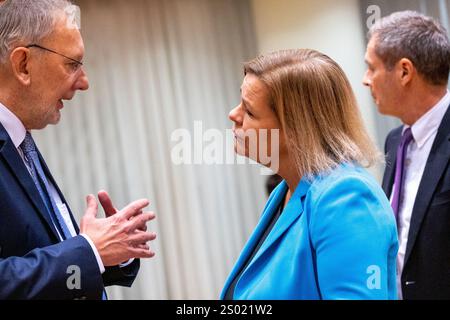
[222,49,398,300]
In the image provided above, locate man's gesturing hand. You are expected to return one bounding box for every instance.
[80,194,156,266]
[98,190,148,232]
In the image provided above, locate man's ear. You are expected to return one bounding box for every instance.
[9,47,32,86]
[397,58,414,86]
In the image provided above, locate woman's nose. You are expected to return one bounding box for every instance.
[229,104,243,124]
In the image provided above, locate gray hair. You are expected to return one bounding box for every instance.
[0,0,73,63]
[368,10,450,86]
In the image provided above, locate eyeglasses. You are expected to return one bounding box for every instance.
[25,44,83,71]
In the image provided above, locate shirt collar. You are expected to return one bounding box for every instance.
[0,101,27,148]
[403,90,450,149]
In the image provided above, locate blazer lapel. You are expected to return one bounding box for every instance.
[221,178,311,299]
[220,181,288,298]
[223,179,311,299]
[37,149,80,234]
[246,178,311,269]
[382,127,402,196]
[0,126,60,241]
[404,106,450,265]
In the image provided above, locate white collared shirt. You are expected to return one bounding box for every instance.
[0,102,105,274]
[393,90,450,299]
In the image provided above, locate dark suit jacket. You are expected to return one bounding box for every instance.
[0,123,139,299]
[382,104,450,300]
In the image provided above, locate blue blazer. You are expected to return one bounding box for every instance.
[0,124,139,299]
[221,164,398,299]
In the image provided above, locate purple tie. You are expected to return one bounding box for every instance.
[391,127,414,219]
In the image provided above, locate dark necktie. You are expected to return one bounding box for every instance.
[20,132,72,240]
[391,127,414,220]
[22,132,108,300]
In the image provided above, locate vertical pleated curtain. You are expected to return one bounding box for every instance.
[34,0,267,299]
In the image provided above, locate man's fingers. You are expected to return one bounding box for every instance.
[129,247,155,259]
[128,231,157,246]
[131,218,148,232]
[126,232,156,259]
[125,212,155,232]
[145,211,156,221]
[136,244,149,250]
[120,199,150,220]
[84,194,98,218]
[98,190,117,217]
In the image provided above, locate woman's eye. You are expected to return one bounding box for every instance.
[242,103,254,118]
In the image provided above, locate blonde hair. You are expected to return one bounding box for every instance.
[244,49,380,178]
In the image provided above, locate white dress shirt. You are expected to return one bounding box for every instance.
[393,90,450,299]
[0,102,105,274]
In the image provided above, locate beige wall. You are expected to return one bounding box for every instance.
[250,0,383,179]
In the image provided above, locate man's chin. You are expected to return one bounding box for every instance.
[376,106,390,116]
[48,112,62,126]
[374,102,386,113]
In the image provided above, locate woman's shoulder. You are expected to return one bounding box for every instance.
[306,162,392,215]
[305,162,396,236]
[309,163,380,195]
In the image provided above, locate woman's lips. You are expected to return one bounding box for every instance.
[233,130,244,142]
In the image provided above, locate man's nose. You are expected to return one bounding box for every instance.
[74,68,89,91]
[362,71,371,87]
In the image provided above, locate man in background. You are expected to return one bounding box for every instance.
[0,0,156,299]
[364,10,450,299]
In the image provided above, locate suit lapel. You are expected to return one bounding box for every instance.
[221,178,311,298]
[246,179,310,270]
[220,181,288,298]
[0,125,60,241]
[382,128,402,196]
[405,107,450,265]
[37,149,79,234]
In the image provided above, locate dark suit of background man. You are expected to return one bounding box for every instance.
[0,0,157,299]
[364,10,450,300]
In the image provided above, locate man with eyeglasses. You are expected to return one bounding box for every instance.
[0,0,157,299]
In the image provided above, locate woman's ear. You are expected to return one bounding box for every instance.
[397,58,414,86]
[9,47,32,86]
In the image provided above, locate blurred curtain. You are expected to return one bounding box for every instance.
[34,0,266,299]
[359,0,450,145]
